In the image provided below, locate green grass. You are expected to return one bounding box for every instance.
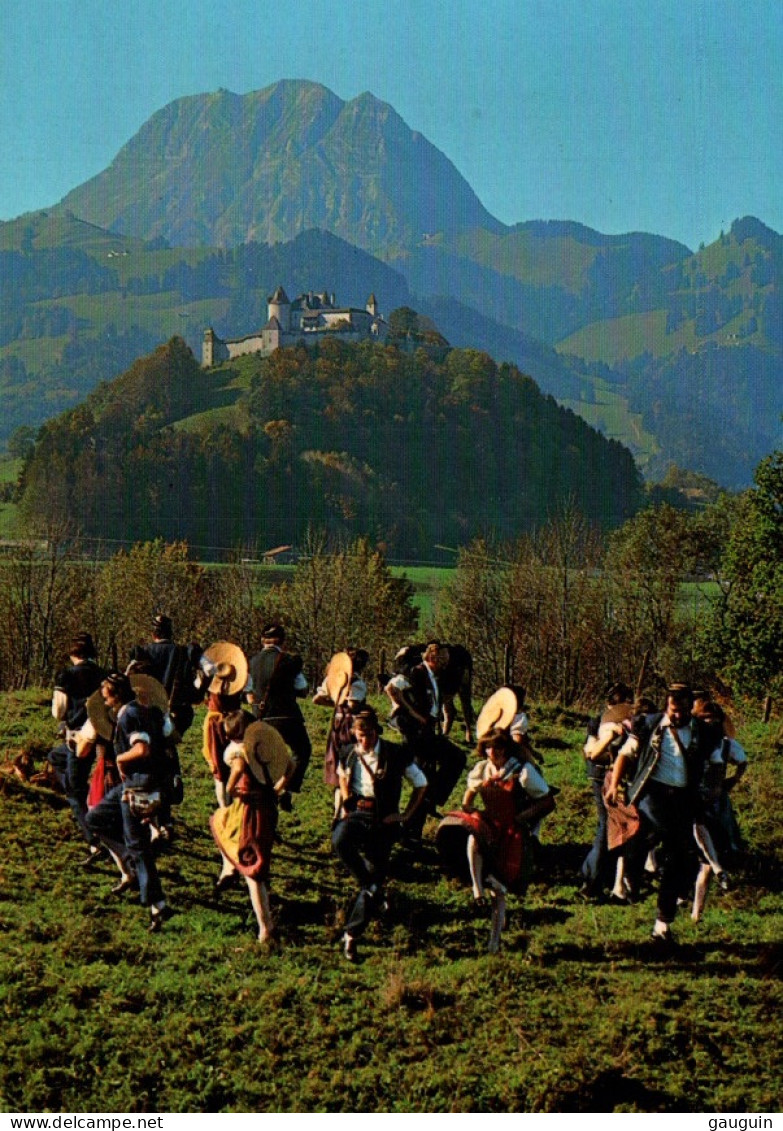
[0,456,22,485]
[557,376,659,467]
[0,504,19,537]
[0,690,780,1113]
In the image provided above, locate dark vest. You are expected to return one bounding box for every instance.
[55,660,107,731]
[338,738,418,820]
[248,647,304,722]
[397,663,439,738]
[114,701,168,779]
[627,712,714,807]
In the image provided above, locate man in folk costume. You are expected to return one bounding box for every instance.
[85,672,174,932]
[607,683,722,948]
[47,632,107,852]
[128,614,200,840]
[385,640,466,839]
[332,708,427,962]
[247,624,311,805]
[128,614,203,737]
[202,642,249,809]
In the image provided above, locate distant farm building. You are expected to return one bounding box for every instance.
[202,287,388,366]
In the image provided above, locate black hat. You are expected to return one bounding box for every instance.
[153,614,173,639]
[261,623,285,642]
[667,682,693,705]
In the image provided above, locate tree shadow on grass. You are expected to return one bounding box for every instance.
[554,1067,694,1113]
[533,937,782,978]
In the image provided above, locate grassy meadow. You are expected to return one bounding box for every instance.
[0,689,781,1114]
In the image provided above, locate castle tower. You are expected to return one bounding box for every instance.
[203,327,217,367]
[267,286,291,332]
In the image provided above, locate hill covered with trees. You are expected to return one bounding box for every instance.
[19,336,642,557]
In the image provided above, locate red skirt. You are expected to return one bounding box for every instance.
[436,776,529,892]
[210,782,278,882]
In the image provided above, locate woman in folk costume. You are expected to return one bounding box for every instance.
[210,715,294,944]
[201,643,248,809]
[436,690,555,953]
[314,649,369,820]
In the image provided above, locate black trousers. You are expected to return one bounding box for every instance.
[398,725,465,836]
[332,811,398,937]
[630,780,698,923]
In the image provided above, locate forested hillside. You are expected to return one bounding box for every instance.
[19,337,642,556]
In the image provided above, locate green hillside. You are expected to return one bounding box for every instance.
[19,337,642,557]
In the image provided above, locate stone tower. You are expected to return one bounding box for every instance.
[267,286,291,332]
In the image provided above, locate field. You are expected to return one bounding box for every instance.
[0,690,781,1114]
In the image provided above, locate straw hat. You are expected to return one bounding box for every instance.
[204,641,248,696]
[86,674,169,740]
[325,651,353,707]
[129,674,170,713]
[86,689,115,741]
[243,721,292,786]
[476,687,518,740]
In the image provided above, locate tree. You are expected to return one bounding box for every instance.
[268,532,418,682]
[388,306,420,337]
[712,451,783,696]
[605,504,701,690]
[93,540,208,668]
[7,425,36,461]
[0,521,92,690]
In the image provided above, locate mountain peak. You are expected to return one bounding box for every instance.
[54,80,503,254]
[730,215,779,247]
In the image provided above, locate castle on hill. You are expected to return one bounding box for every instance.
[202,287,389,366]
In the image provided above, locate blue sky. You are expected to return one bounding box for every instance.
[2,0,781,249]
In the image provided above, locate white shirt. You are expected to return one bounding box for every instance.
[467,757,549,800]
[619,714,719,788]
[652,720,690,787]
[710,737,747,767]
[510,711,530,737]
[342,741,427,798]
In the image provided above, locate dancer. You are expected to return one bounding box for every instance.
[332,708,427,962]
[85,672,173,931]
[202,642,249,809]
[436,727,555,953]
[210,715,294,944]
